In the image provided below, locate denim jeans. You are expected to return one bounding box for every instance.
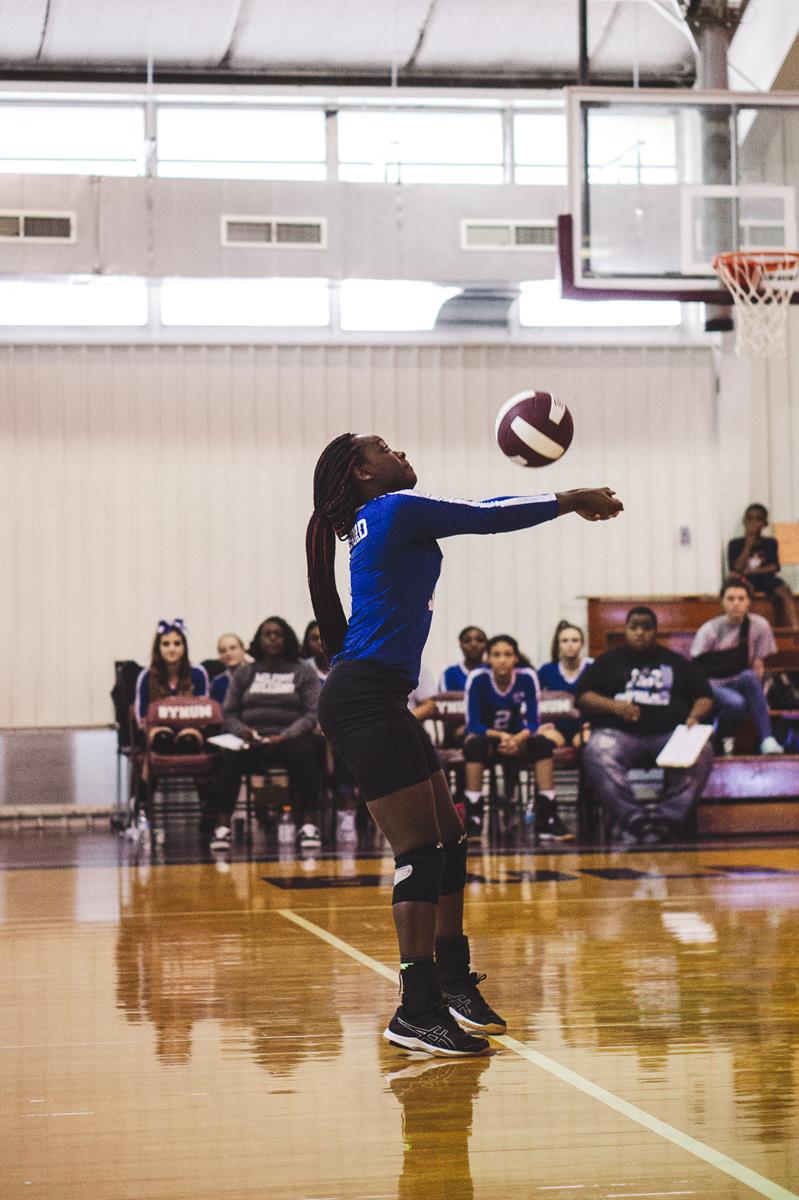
[710,669,772,743]
[582,727,714,831]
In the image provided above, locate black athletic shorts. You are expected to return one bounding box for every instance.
[318,659,440,802]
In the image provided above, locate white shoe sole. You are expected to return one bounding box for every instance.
[382,1028,490,1057]
[448,1006,507,1035]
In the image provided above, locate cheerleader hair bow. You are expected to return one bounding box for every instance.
[157,618,186,636]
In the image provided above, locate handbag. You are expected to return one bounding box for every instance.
[694,616,750,679]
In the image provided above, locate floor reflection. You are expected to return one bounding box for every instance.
[115,859,345,1072]
[383,1053,492,1200]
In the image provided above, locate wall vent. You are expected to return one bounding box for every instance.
[221,215,327,249]
[461,219,556,251]
[0,211,76,243]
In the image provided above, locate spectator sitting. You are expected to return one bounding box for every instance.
[577,606,714,845]
[691,576,783,755]
[537,619,593,748]
[210,633,251,705]
[133,620,215,831]
[301,618,358,834]
[300,620,330,683]
[216,616,324,850]
[727,503,798,631]
[463,634,572,842]
[135,619,209,740]
[438,625,488,691]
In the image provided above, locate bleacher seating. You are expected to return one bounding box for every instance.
[585,595,799,836]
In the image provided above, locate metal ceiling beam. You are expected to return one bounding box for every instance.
[0,64,695,89]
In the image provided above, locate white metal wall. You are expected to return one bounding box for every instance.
[0,342,719,727]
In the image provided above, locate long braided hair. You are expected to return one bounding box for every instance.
[305,433,365,658]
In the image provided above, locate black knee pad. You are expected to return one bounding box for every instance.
[463,735,488,763]
[440,832,468,895]
[392,840,445,906]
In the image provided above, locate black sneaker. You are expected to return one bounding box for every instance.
[466,799,484,836]
[442,972,507,1034]
[535,799,575,842]
[383,1002,490,1057]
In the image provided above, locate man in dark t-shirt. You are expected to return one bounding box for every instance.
[576,606,714,844]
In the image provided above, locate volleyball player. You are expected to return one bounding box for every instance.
[306,433,622,1056]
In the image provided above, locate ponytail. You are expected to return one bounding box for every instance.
[305,433,364,659]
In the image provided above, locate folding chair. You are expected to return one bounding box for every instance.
[140,697,225,839]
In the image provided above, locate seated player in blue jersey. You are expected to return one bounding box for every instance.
[536,620,593,749]
[210,632,249,705]
[307,432,622,1056]
[438,626,488,692]
[300,619,330,684]
[463,634,572,841]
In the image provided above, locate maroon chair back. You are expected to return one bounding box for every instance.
[145,697,223,775]
[145,697,223,731]
[537,689,580,723]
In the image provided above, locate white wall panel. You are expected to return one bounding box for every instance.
[1,342,718,727]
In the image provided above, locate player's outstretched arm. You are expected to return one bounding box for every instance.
[556,488,623,522]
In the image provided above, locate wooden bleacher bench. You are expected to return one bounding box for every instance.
[698,755,799,835]
[587,594,798,659]
[586,596,799,836]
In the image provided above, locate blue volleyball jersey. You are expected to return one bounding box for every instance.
[537,659,593,695]
[135,664,209,722]
[334,488,558,686]
[465,667,542,735]
[439,661,487,691]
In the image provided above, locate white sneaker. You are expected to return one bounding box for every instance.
[298,823,322,848]
[760,737,784,755]
[210,825,232,850]
[336,810,357,839]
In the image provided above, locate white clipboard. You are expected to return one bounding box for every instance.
[655,723,713,769]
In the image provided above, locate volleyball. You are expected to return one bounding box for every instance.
[495,390,574,467]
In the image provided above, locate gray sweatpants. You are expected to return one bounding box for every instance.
[582,727,714,831]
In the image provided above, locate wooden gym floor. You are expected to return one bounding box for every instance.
[1,828,798,1200]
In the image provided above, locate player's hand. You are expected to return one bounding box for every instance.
[615,701,640,722]
[571,487,624,522]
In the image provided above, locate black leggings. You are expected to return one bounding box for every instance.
[318,660,440,802]
[214,732,325,821]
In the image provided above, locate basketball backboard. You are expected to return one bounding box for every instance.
[561,87,799,302]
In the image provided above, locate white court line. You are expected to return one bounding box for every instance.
[278,908,798,1200]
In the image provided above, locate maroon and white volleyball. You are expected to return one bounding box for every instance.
[495,390,574,467]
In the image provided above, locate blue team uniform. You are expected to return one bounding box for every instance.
[537,659,592,740]
[439,662,487,691]
[465,667,542,735]
[537,660,593,694]
[135,664,209,722]
[334,489,559,687]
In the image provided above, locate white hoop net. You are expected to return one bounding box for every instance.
[713,251,799,359]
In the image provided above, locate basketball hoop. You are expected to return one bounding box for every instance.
[713,251,799,359]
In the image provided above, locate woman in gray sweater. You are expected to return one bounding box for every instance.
[213,616,324,848]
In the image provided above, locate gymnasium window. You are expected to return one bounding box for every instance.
[519,280,681,327]
[160,278,330,326]
[156,108,327,181]
[0,278,148,325]
[339,280,459,331]
[337,110,504,184]
[514,113,568,185]
[0,105,145,176]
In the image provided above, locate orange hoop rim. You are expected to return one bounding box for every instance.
[713,250,799,274]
